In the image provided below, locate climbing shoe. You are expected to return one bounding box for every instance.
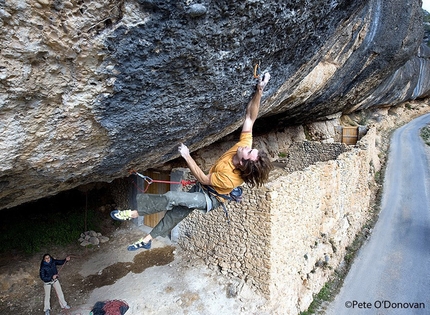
[110,210,133,221]
[127,239,152,251]
[45,310,50,315]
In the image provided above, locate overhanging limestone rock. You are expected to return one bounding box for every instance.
[0,0,429,209]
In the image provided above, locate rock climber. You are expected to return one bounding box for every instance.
[111,73,273,251]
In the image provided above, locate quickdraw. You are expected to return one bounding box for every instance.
[129,169,196,193]
[253,62,261,79]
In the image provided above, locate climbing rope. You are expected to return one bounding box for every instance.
[57,259,68,275]
[129,169,196,193]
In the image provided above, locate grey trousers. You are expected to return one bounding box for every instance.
[136,185,221,238]
[43,279,68,311]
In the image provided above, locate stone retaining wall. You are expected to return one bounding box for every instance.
[277,141,350,173]
[178,127,379,314]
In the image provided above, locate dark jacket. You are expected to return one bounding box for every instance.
[39,256,66,283]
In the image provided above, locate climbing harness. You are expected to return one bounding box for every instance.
[201,184,244,224]
[46,279,58,286]
[205,185,243,203]
[129,169,196,193]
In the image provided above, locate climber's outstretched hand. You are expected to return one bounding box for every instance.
[178,143,189,158]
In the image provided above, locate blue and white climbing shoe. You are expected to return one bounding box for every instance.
[110,210,133,221]
[127,239,152,251]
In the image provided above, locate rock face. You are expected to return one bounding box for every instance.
[0,0,429,209]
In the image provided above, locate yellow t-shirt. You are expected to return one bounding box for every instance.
[209,132,252,194]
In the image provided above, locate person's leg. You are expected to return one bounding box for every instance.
[43,283,51,312]
[146,191,223,239]
[149,205,194,238]
[111,190,207,220]
[128,204,194,250]
[52,280,69,308]
[137,191,207,213]
[112,185,213,250]
[133,191,223,247]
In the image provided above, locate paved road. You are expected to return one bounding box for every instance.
[325,114,430,315]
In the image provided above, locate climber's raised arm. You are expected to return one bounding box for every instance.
[178,143,211,185]
[242,73,270,133]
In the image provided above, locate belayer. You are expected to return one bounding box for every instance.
[111,73,273,251]
[39,253,71,315]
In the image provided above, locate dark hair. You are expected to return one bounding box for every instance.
[239,150,273,188]
[40,253,51,268]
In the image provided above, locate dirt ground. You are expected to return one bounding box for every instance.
[0,221,268,315]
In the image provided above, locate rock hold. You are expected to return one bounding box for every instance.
[187,4,207,17]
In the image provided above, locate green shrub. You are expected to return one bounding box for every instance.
[0,208,100,254]
[420,126,430,146]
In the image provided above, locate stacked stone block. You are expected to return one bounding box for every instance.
[178,127,378,314]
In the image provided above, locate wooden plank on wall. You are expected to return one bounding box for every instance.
[142,170,170,228]
[342,126,358,145]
